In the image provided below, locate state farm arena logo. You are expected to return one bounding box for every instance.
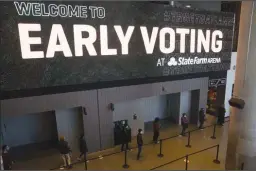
[167,57,221,66]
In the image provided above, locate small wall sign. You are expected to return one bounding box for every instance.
[133,114,137,120]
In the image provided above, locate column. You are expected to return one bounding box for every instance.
[224,52,237,117]
[225,1,256,170]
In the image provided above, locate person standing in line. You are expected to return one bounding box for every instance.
[77,134,88,161]
[58,136,72,169]
[218,104,226,126]
[137,129,144,160]
[153,117,160,144]
[180,113,189,136]
[2,145,13,170]
[121,121,130,151]
[199,108,206,129]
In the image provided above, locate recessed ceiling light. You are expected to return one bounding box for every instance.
[186,5,191,8]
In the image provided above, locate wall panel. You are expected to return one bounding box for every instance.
[98,77,209,149]
[1,77,208,151]
[1,90,101,152]
[113,95,167,136]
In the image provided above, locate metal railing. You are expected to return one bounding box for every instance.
[51,119,229,170]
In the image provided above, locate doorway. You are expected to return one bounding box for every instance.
[2,111,58,161]
[190,89,200,125]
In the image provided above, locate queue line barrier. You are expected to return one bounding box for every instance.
[51,120,229,170]
[150,144,221,170]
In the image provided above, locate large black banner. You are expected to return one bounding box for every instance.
[0,1,234,91]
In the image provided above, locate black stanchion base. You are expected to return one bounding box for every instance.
[186,145,192,148]
[158,154,164,158]
[211,136,216,139]
[213,159,220,164]
[123,164,130,169]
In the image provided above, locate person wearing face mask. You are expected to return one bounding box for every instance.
[198,108,206,129]
[136,129,144,160]
[180,113,189,136]
[2,145,13,170]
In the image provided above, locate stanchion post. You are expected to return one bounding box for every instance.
[185,155,189,170]
[84,153,87,170]
[158,139,164,157]
[241,163,244,170]
[211,124,217,139]
[122,149,129,169]
[213,145,220,164]
[186,132,191,148]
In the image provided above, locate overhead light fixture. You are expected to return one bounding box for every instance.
[186,5,191,8]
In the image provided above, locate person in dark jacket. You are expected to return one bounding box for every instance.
[58,136,72,169]
[198,108,205,129]
[2,145,13,170]
[218,105,226,126]
[153,117,160,144]
[180,113,189,136]
[77,134,88,161]
[121,121,130,151]
[137,129,143,160]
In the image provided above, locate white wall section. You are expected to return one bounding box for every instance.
[224,52,237,117]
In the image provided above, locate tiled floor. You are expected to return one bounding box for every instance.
[12,114,229,170]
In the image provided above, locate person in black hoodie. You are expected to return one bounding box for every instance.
[58,136,72,169]
[198,108,205,129]
[2,145,13,170]
[77,134,88,161]
[137,129,143,160]
[121,121,130,151]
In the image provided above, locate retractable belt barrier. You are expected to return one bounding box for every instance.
[150,144,221,170]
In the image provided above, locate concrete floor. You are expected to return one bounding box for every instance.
[12,114,229,170]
